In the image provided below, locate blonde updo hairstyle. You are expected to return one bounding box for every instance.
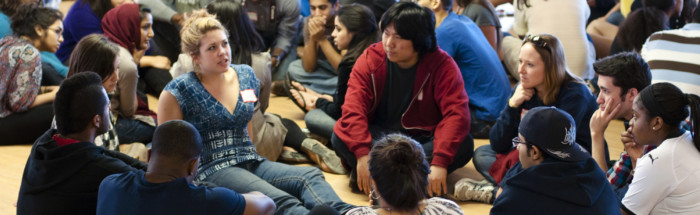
[180,9,229,60]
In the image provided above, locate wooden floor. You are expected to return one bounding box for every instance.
[0,94,626,214]
[0,1,625,213]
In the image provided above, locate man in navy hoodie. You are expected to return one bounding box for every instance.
[16,72,146,215]
[491,107,620,215]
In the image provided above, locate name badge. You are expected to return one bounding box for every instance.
[241,89,258,103]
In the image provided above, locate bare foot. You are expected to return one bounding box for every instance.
[290,89,317,111]
[291,81,322,97]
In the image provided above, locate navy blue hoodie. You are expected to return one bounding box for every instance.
[491,158,620,215]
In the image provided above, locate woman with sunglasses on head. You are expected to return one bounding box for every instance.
[0,4,63,145]
[457,34,599,204]
[620,82,700,214]
[501,0,595,80]
[158,10,354,214]
[101,3,157,144]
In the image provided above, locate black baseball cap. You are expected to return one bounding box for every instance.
[518,107,589,162]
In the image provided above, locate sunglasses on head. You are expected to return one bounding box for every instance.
[524,34,548,49]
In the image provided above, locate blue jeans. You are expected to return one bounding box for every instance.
[114,116,155,144]
[204,160,354,215]
[616,184,629,207]
[473,145,498,184]
[287,60,338,95]
[305,109,336,140]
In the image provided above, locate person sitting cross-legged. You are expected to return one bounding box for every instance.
[97,120,276,215]
[331,2,474,197]
[158,11,354,214]
[490,106,620,215]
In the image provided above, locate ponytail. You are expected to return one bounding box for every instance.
[687,93,700,152]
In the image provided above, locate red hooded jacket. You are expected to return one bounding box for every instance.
[333,42,471,168]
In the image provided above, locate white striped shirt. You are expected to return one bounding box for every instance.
[641,23,700,96]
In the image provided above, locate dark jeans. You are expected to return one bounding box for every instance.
[114,116,155,144]
[151,20,181,63]
[0,103,54,145]
[470,109,495,139]
[331,126,474,177]
[137,40,174,96]
[305,109,335,140]
[137,66,172,96]
[473,145,498,184]
[41,63,64,86]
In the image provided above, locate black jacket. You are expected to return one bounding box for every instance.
[17,129,147,215]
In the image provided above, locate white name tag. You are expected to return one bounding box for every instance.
[241,89,258,103]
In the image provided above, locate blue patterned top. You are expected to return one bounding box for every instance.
[164,65,263,181]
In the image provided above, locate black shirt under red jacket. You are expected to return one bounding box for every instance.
[333,42,471,169]
[17,129,146,215]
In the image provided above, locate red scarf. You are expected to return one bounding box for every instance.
[101,3,140,54]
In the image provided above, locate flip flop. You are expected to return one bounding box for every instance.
[284,73,309,113]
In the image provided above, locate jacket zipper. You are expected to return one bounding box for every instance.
[370,74,378,113]
[401,73,431,131]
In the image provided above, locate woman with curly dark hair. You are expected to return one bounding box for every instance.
[0,4,63,144]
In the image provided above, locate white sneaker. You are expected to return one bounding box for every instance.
[454,178,495,204]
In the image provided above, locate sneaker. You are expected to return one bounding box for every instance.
[454,178,495,204]
[278,149,311,163]
[301,139,347,174]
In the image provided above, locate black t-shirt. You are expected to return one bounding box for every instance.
[371,60,417,132]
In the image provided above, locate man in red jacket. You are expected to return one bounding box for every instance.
[331,2,473,197]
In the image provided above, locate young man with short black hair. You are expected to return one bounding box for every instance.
[287,0,341,95]
[590,51,652,196]
[97,120,276,215]
[332,2,474,197]
[491,107,620,214]
[17,72,147,215]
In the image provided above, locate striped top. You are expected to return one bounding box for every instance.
[164,65,263,181]
[641,23,700,96]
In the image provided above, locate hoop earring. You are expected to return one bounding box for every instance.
[370,187,380,200]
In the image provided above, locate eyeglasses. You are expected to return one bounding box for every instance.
[45,27,63,37]
[512,136,526,148]
[524,34,548,49]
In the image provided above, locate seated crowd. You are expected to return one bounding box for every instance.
[1,0,699,214]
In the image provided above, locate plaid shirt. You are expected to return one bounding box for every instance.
[606,144,657,189]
